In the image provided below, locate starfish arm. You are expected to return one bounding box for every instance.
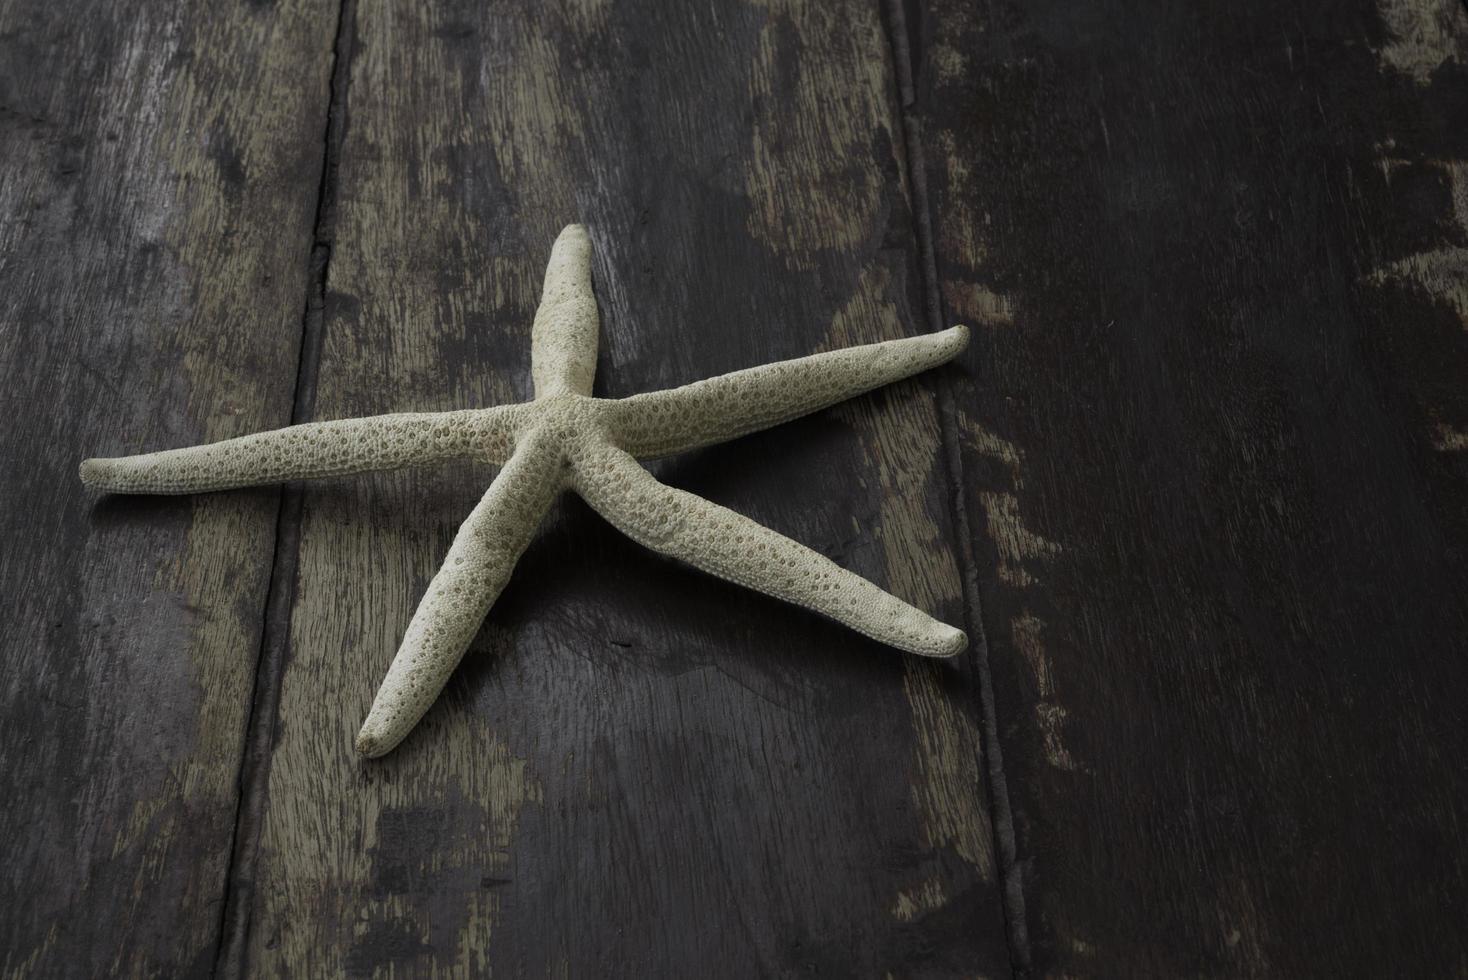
[78,406,528,495]
[355,435,561,757]
[531,224,600,398]
[605,325,968,459]
[572,445,966,657]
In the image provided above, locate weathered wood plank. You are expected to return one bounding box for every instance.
[0,0,337,976]
[917,0,1468,974]
[237,0,1009,974]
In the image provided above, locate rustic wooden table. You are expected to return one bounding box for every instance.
[2,0,1465,976]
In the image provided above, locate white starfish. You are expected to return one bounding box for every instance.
[82,225,970,757]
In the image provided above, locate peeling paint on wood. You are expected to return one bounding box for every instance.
[1434,423,1468,450]
[890,875,949,922]
[978,491,1060,588]
[1375,0,1468,83]
[1370,160,1468,329]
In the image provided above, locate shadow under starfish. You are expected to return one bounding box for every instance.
[81,224,971,758]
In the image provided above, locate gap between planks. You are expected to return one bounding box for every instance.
[879,0,1032,974]
[210,0,358,975]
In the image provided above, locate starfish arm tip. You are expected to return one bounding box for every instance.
[355,726,390,759]
[929,624,968,658]
[78,458,106,488]
[943,324,970,354]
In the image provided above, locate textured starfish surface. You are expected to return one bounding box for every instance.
[82,225,970,757]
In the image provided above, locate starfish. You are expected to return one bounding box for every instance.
[82,225,970,757]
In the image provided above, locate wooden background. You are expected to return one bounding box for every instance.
[1,0,1464,976]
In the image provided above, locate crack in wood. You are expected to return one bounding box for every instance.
[879,0,1032,974]
[210,1,359,975]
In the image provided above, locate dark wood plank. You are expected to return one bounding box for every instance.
[0,0,336,975]
[234,0,1010,974]
[916,0,1468,974]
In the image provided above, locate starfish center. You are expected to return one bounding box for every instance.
[80,224,971,758]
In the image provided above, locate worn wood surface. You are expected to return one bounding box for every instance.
[7,0,1468,975]
[0,0,336,975]
[916,0,1468,975]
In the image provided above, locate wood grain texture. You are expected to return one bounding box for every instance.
[234,0,1009,975]
[916,0,1468,974]
[0,0,335,975]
